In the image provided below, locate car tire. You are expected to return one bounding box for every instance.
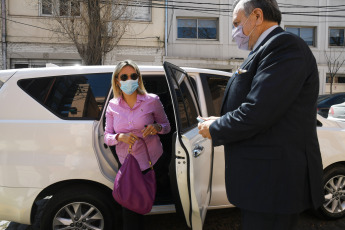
[40,185,120,230]
[318,165,345,219]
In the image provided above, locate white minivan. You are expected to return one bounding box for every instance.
[0,63,234,230]
[1,62,345,230]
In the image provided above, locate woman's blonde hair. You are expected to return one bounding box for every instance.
[111,60,147,98]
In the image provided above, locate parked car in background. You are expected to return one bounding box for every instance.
[317,93,345,118]
[1,63,345,230]
[328,102,345,122]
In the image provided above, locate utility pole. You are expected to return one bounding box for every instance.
[1,0,7,69]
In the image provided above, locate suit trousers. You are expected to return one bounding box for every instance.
[122,207,144,230]
[241,209,299,230]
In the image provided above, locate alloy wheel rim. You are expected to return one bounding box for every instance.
[323,175,345,214]
[53,202,104,230]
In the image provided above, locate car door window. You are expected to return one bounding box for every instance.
[200,73,229,116]
[175,79,199,131]
[18,73,112,120]
[339,96,345,104]
[328,96,345,105]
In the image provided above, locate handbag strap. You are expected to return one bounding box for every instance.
[128,137,153,170]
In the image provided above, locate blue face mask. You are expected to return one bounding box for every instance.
[120,79,139,95]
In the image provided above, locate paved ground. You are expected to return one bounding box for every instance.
[146,208,345,230]
[4,208,345,230]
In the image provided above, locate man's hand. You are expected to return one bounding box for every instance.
[198,119,216,139]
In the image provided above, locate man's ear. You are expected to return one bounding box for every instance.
[253,8,264,25]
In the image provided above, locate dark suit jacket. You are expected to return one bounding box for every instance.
[209,27,324,214]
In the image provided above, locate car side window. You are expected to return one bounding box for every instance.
[164,64,200,131]
[329,96,345,105]
[176,79,199,131]
[200,73,229,116]
[339,96,345,104]
[317,119,322,127]
[18,73,112,120]
[142,75,169,94]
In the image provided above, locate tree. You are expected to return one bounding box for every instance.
[324,48,345,94]
[41,0,133,65]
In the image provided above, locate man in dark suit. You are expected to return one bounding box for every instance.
[198,0,324,229]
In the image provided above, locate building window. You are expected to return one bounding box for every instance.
[41,0,53,15]
[121,0,152,21]
[177,18,218,40]
[329,28,345,47]
[326,74,345,83]
[285,26,316,46]
[40,0,81,16]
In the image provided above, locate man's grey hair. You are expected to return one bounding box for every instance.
[233,0,282,25]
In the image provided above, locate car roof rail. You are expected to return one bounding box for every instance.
[46,63,60,68]
[0,69,17,89]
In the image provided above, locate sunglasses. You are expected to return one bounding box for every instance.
[119,73,139,81]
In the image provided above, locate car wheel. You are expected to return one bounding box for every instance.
[40,186,120,230]
[318,165,345,219]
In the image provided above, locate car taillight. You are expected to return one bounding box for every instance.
[329,107,334,115]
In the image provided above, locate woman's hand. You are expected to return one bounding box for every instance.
[142,124,161,137]
[118,133,138,145]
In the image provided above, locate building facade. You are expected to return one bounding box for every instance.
[1,0,344,94]
[0,0,165,69]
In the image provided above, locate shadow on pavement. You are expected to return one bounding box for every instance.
[4,208,345,230]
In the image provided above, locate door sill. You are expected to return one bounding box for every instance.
[149,204,176,215]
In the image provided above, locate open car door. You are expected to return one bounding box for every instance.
[163,62,213,229]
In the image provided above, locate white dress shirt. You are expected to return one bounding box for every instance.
[253,25,279,51]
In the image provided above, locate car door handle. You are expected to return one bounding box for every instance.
[193,145,204,158]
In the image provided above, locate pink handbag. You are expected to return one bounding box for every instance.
[112,138,156,215]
